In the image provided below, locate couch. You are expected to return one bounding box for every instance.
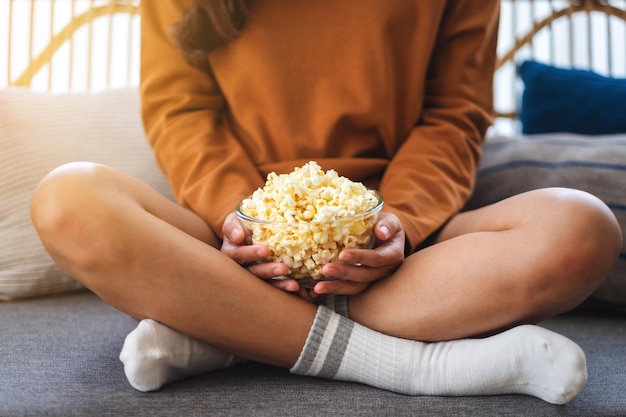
[3,2,626,412]
[2,291,625,416]
[1,75,626,417]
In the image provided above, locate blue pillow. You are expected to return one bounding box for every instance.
[519,60,626,135]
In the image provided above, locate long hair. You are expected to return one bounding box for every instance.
[171,0,250,71]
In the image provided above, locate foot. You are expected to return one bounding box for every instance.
[119,319,245,391]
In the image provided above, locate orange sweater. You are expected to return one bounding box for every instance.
[140,0,499,251]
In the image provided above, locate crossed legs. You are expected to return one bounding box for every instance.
[30,162,315,366]
[30,162,622,402]
[350,187,622,341]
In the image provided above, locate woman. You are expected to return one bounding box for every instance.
[30,0,621,404]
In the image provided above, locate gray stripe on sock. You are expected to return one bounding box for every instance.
[313,294,332,310]
[290,305,332,375]
[312,294,349,317]
[317,314,354,379]
[334,295,349,317]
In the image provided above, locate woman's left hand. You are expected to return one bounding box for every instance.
[308,212,406,297]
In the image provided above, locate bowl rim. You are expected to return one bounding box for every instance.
[235,189,384,226]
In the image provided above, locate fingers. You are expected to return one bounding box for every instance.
[375,211,402,239]
[222,213,275,267]
[220,210,406,298]
[222,213,310,294]
[311,280,370,296]
[246,260,289,279]
[339,244,404,270]
[312,212,405,290]
[337,211,406,270]
[222,212,247,245]
[268,278,301,293]
[322,261,396,283]
[223,244,267,265]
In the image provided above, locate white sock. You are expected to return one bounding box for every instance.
[314,294,349,316]
[119,319,245,392]
[118,299,351,392]
[291,306,587,405]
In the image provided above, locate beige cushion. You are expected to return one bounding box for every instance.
[0,88,174,301]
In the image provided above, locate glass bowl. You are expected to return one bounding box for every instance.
[235,190,384,288]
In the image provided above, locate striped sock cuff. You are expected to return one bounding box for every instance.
[314,294,350,317]
[334,295,349,317]
[290,305,354,379]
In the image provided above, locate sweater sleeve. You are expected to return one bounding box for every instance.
[378,0,500,251]
[140,0,265,237]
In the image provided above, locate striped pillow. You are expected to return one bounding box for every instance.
[466,133,626,311]
[0,88,174,301]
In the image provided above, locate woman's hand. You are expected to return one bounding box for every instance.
[309,212,406,297]
[221,211,405,299]
[221,212,305,295]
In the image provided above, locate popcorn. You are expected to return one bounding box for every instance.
[237,161,382,283]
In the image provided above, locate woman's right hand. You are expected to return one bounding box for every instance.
[221,212,305,295]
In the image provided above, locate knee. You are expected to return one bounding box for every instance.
[30,162,114,266]
[535,187,622,292]
[31,161,100,230]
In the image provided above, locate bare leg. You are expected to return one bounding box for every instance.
[30,164,598,402]
[350,187,622,341]
[30,162,315,367]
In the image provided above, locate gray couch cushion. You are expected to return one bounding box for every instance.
[1,291,625,416]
